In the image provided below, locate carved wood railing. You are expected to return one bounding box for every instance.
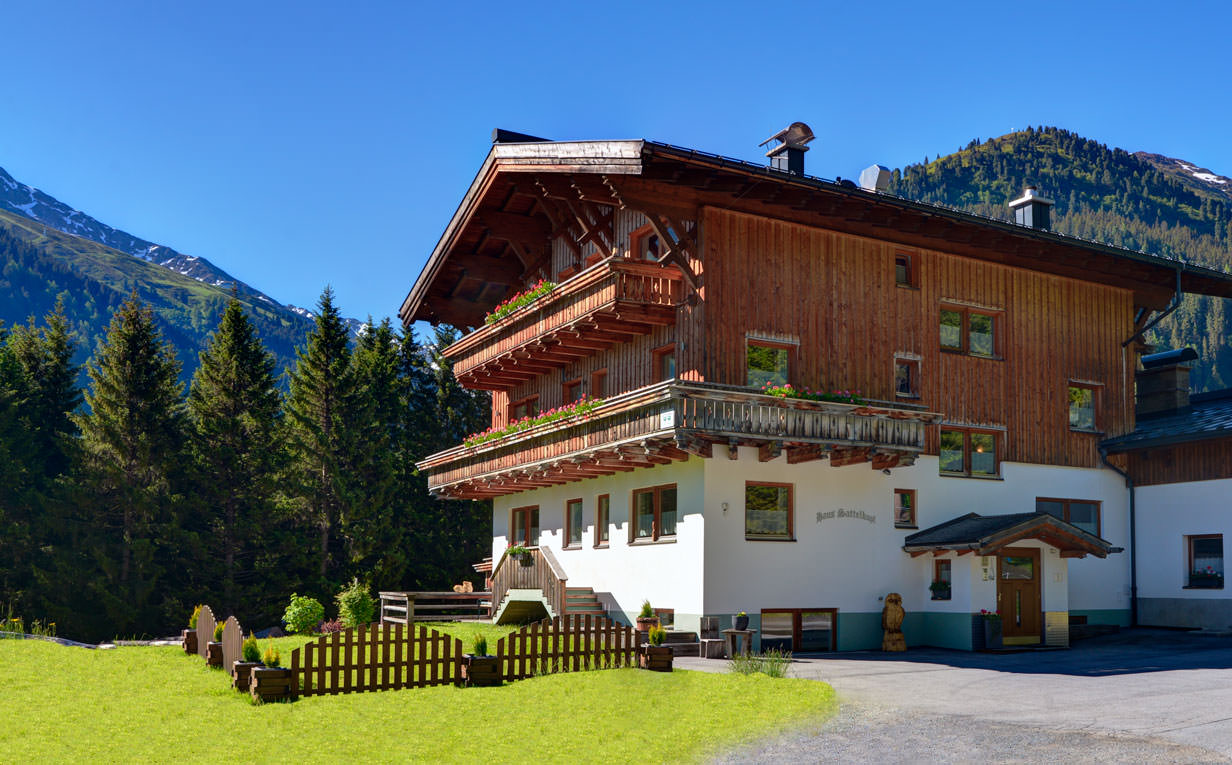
[490,546,568,619]
[443,258,684,388]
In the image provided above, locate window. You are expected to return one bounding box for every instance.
[565,498,583,549]
[745,482,794,540]
[630,224,661,261]
[510,505,540,547]
[939,427,1000,478]
[1068,383,1098,431]
[760,608,836,652]
[562,378,582,405]
[895,252,915,287]
[894,489,917,529]
[1187,535,1224,589]
[894,358,919,399]
[590,368,607,398]
[932,560,952,600]
[747,341,791,388]
[594,494,610,547]
[510,395,539,422]
[653,608,674,629]
[652,344,676,381]
[1036,498,1101,536]
[939,305,999,358]
[632,484,677,541]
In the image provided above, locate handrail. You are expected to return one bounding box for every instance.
[490,546,568,619]
[538,545,568,583]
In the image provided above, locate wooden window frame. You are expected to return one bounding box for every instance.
[1068,381,1101,433]
[932,559,952,600]
[940,304,1002,359]
[631,483,677,542]
[509,394,539,423]
[630,223,661,262]
[652,343,677,382]
[594,493,610,548]
[1186,534,1224,589]
[759,607,838,652]
[745,481,795,541]
[590,368,607,398]
[510,505,539,548]
[939,427,1002,478]
[564,498,584,550]
[562,378,582,405]
[895,251,918,289]
[746,339,794,389]
[894,357,920,399]
[1036,497,1102,537]
[894,489,917,529]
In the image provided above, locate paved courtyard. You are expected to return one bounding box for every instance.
[681,629,1232,763]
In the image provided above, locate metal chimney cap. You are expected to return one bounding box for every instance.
[760,122,815,153]
[859,164,892,192]
[1009,186,1055,209]
[1141,347,1198,368]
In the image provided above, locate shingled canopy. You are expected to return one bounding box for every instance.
[903,512,1115,559]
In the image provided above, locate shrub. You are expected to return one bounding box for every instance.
[638,600,654,619]
[242,633,261,663]
[729,649,792,678]
[318,619,345,634]
[213,621,224,642]
[283,593,325,634]
[188,604,202,629]
[472,634,488,657]
[262,640,281,668]
[648,626,666,646]
[335,578,375,628]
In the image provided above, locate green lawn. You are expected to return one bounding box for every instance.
[0,636,835,763]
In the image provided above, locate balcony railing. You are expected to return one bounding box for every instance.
[443,258,685,391]
[419,381,942,499]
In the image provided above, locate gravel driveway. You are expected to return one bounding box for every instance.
[682,629,1232,763]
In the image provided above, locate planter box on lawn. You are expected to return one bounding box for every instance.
[640,644,673,672]
[205,641,224,668]
[250,666,292,702]
[232,661,262,692]
[181,629,198,655]
[461,655,501,687]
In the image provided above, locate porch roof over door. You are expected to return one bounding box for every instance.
[902,512,1116,559]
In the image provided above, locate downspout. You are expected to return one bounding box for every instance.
[1099,445,1137,628]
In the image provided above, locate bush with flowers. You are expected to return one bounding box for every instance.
[979,608,1001,621]
[760,383,865,406]
[484,280,558,325]
[464,395,604,447]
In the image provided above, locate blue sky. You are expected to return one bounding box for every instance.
[2,1,1229,322]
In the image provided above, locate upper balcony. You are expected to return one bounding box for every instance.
[442,258,685,391]
[419,381,942,499]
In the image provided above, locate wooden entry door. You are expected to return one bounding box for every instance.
[997,547,1042,645]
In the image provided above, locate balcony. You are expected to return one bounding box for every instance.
[420,381,942,499]
[442,258,685,391]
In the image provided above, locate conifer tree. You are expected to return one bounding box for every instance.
[10,297,81,485]
[0,322,33,605]
[284,287,359,591]
[187,297,285,617]
[74,293,187,634]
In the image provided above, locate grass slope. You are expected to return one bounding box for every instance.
[0,639,835,763]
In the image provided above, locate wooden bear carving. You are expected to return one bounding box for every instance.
[881,592,906,652]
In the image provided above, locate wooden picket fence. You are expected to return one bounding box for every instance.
[496,614,638,682]
[289,623,463,698]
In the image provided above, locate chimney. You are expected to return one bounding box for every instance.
[859,164,891,192]
[1136,348,1198,417]
[760,122,815,176]
[1008,186,1054,230]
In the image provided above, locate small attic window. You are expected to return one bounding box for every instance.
[631,225,661,261]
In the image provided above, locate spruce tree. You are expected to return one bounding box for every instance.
[0,322,33,607]
[74,294,187,635]
[187,297,284,617]
[284,287,359,592]
[10,297,81,485]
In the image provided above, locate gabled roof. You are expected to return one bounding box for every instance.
[1102,389,1232,452]
[903,512,1114,558]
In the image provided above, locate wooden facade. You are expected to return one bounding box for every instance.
[1118,438,1232,486]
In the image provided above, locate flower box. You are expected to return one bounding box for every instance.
[181,629,198,655]
[205,641,224,667]
[640,644,673,672]
[232,661,262,692]
[461,655,501,687]
[249,666,292,702]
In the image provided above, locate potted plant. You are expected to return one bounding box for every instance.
[232,632,263,692]
[182,605,201,655]
[640,625,673,672]
[461,633,501,687]
[507,543,533,567]
[635,600,659,636]
[250,641,292,702]
[205,620,225,667]
[980,609,1002,650]
[929,581,952,600]
[734,611,749,631]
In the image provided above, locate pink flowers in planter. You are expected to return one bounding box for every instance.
[463,395,605,448]
[484,280,558,325]
[759,382,866,405]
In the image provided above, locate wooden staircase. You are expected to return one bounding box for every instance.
[564,587,605,616]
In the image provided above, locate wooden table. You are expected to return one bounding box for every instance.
[721,628,756,657]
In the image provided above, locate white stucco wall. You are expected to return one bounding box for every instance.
[1137,478,1232,599]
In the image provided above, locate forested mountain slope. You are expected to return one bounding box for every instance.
[888,127,1232,391]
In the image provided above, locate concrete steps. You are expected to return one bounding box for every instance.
[564,586,605,616]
